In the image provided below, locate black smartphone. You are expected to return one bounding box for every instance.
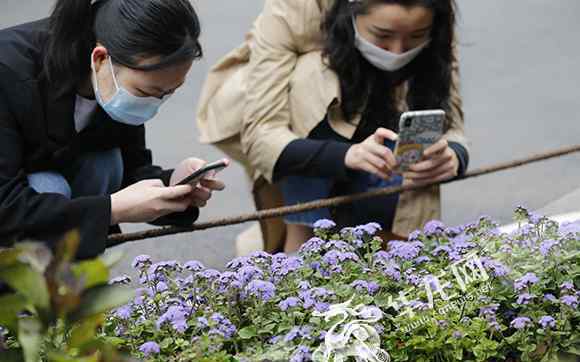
[176,159,229,186]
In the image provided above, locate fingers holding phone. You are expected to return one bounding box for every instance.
[403,139,459,186]
[345,127,399,180]
[171,158,229,208]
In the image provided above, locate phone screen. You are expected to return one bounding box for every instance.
[394,110,445,171]
[177,159,229,186]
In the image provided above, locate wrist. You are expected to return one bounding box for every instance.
[110,194,122,225]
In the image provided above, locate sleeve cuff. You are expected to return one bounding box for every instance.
[448,141,470,178]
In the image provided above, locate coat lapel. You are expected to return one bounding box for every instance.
[43,81,76,146]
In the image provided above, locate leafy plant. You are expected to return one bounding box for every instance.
[0,232,135,362]
[102,209,580,361]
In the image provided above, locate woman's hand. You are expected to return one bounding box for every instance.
[110,180,193,225]
[403,139,459,186]
[169,157,226,208]
[345,128,399,180]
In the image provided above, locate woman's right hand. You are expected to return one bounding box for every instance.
[344,128,399,180]
[110,179,194,225]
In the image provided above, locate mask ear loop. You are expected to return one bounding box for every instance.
[107,56,121,92]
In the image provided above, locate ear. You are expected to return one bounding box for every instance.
[91,44,109,73]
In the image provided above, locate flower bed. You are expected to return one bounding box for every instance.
[104,208,580,362]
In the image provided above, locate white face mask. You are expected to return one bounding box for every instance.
[91,56,170,126]
[352,18,430,72]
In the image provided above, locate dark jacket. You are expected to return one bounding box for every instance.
[0,19,197,259]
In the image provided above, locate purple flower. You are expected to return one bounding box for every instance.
[355,222,382,236]
[299,237,326,254]
[236,265,264,284]
[479,304,499,317]
[139,341,160,356]
[114,305,132,320]
[272,256,303,277]
[360,306,383,320]
[378,262,401,281]
[408,230,422,241]
[432,245,451,257]
[481,257,510,277]
[226,256,251,270]
[450,234,476,252]
[560,281,575,291]
[322,250,359,265]
[184,260,205,272]
[367,281,380,295]
[538,316,556,329]
[245,280,276,301]
[132,255,152,270]
[559,221,580,235]
[313,219,336,230]
[539,239,559,256]
[197,316,209,329]
[561,295,579,308]
[156,306,189,333]
[528,212,543,225]
[109,275,132,285]
[510,317,532,330]
[250,251,271,260]
[196,269,221,280]
[284,326,312,343]
[290,345,312,362]
[279,297,301,311]
[210,313,237,339]
[514,273,539,291]
[156,281,168,292]
[424,220,445,236]
[388,240,424,260]
[298,281,311,290]
[544,294,558,303]
[315,302,330,313]
[516,293,534,305]
[414,256,431,265]
[452,331,463,339]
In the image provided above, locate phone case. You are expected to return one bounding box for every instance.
[394,110,445,172]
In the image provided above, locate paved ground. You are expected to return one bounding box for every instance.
[2,1,579,277]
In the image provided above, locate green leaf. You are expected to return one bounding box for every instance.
[72,259,109,289]
[47,352,99,362]
[68,285,133,323]
[0,349,25,362]
[17,317,43,362]
[0,263,49,310]
[0,293,29,332]
[238,326,258,339]
[69,314,104,349]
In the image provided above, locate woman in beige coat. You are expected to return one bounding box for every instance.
[197,0,469,253]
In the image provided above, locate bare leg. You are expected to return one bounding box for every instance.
[284,224,314,253]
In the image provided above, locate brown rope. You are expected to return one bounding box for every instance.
[106,144,580,247]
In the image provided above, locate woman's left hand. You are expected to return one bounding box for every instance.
[170,157,226,208]
[403,139,459,186]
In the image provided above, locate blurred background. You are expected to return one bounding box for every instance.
[2,1,579,275]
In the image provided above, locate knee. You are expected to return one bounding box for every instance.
[27,172,72,199]
[79,148,124,194]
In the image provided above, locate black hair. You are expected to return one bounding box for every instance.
[322,0,457,134]
[45,0,202,90]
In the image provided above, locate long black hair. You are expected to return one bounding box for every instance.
[322,0,457,134]
[45,0,203,90]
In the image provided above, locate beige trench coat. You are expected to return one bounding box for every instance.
[196,0,469,253]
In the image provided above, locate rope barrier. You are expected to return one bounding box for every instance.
[106,144,580,247]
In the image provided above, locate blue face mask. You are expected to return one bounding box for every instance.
[92,57,170,126]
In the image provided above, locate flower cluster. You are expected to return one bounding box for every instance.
[103,209,580,361]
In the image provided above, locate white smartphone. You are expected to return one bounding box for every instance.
[394,110,445,171]
[176,159,229,186]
